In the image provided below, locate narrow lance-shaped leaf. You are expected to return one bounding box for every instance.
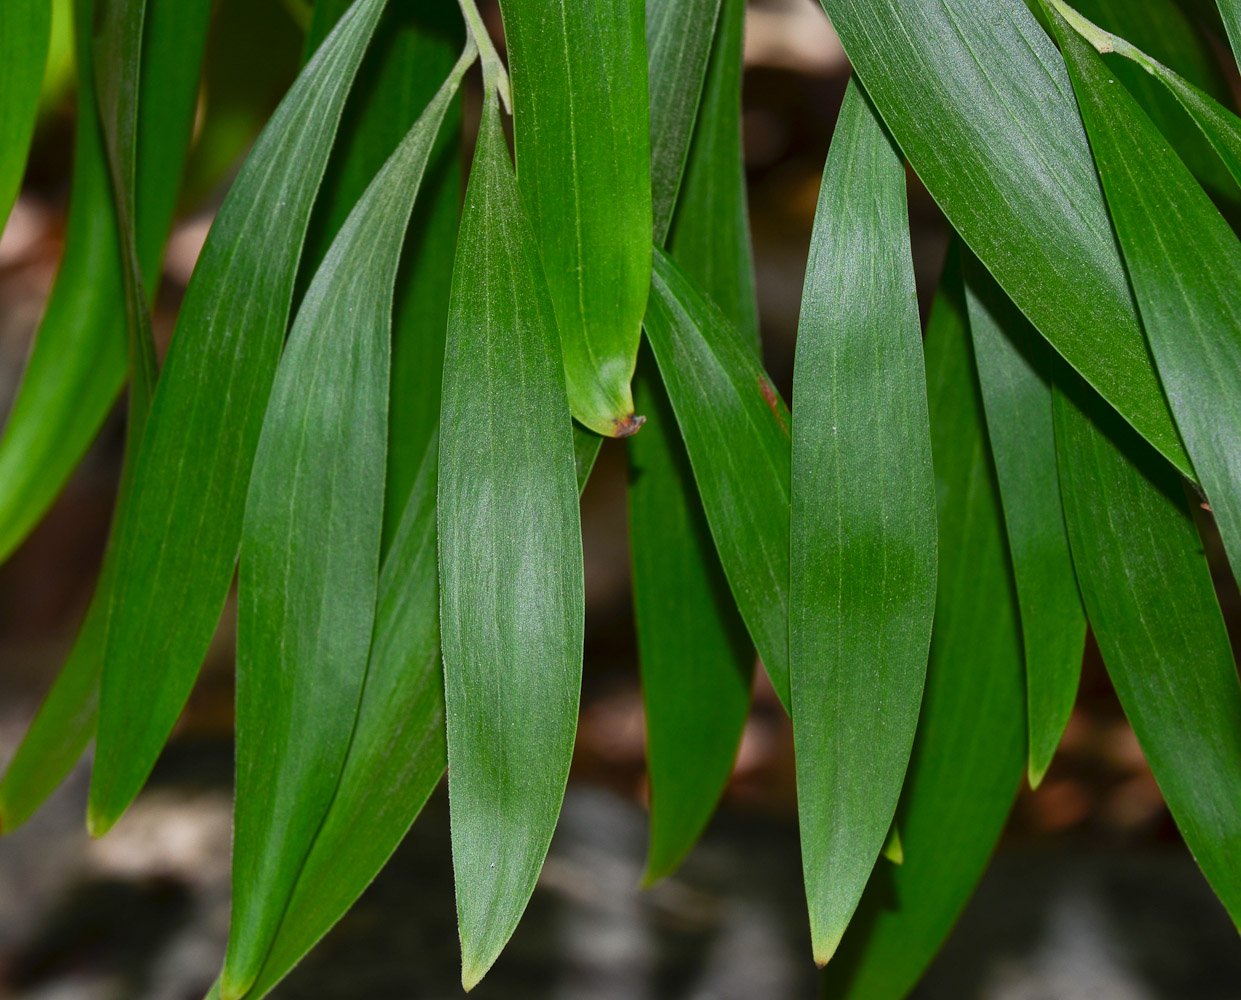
[790,78,936,966]
[439,93,585,992]
[499,0,652,437]
[1054,364,1241,928]
[814,0,1190,476]
[646,0,721,242]
[1216,0,1241,69]
[643,247,792,708]
[0,0,210,566]
[965,254,1085,787]
[826,247,1025,1000]
[302,0,463,548]
[0,0,50,235]
[1045,0,1241,593]
[0,0,210,833]
[219,48,472,1000]
[89,0,389,835]
[631,0,756,885]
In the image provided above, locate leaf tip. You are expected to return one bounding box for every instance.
[613,413,646,438]
[1027,757,1051,790]
[812,931,844,970]
[85,800,117,839]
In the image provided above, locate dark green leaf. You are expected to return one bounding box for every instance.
[826,249,1025,1000]
[815,0,1190,475]
[499,0,651,437]
[964,254,1085,787]
[631,0,756,885]
[1217,0,1241,67]
[89,0,389,835]
[0,0,50,234]
[646,0,721,241]
[438,94,585,991]
[1054,365,1241,929]
[219,49,469,999]
[643,247,792,709]
[790,78,936,965]
[303,0,462,549]
[1046,1,1241,595]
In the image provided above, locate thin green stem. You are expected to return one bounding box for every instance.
[457,0,512,113]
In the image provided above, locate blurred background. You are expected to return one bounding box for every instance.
[2,1,1241,997]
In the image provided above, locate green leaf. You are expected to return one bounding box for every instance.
[964,254,1086,787]
[646,0,721,241]
[815,0,1191,476]
[789,78,936,966]
[0,0,209,567]
[0,0,50,235]
[1046,1,1241,596]
[88,0,389,835]
[302,0,462,549]
[1217,0,1241,68]
[438,93,585,992]
[643,246,792,709]
[0,0,209,833]
[1053,365,1241,929]
[631,0,756,886]
[826,249,1025,1000]
[219,48,470,1000]
[499,0,652,437]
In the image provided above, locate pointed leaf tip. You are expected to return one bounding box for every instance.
[613,413,646,438]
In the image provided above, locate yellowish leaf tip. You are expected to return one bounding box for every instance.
[812,928,844,970]
[86,801,116,839]
[1028,758,1051,790]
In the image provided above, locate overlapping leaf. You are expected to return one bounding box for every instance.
[815,0,1189,475]
[219,48,469,999]
[1054,366,1241,928]
[643,247,792,708]
[438,93,584,992]
[826,250,1025,1000]
[965,255,1085,786]
[0,0,50,235]
[790,78,936,966]
[89,0,389,834]
[499,0,651,437]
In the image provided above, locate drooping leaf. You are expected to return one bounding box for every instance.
[499,0,651,437]
[646,0,722,242]
[0,0,209,566]
[303,0,462,549]
[0,0,50,235]
[89,0,389,835]
[631,0,756,886]
[815,0,1190,475]
[826,248,1025,1000]
[964,254,1085,787]
[1054,365,1241,929]
[643,247,792,709]
[789,78,936,966]
[219,49,470,1000]
[438,94,585,992]
[1045,1,1241,593]
[0,0,210,832]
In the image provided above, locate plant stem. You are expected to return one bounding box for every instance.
[457,0,512,113]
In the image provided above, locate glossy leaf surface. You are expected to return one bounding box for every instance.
[790,78,936,966]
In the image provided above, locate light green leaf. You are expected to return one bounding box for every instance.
[1054,365,1241,929]
[0,0,210,833]
[0,0,50,235]
[815,0,1190,476]
[630,0,754,886]
[790,78,936,966]
[219,49,469,1000]
[303,0,462,549]
[826,249,1025,1000]
[643,246,792,709]
[964,254,1085,787]
[89,0,389,835]
[646,0,721,241]
[438,93,585,992]
[499,0,652,437]
[1046,1,1241,596]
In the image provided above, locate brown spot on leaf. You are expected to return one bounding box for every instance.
[613,413,646,438]
[758,376,788,434]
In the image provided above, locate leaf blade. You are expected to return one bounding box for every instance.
[0,0,50,235]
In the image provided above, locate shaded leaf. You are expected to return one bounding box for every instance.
[0,0,50,235]
[499,0,651,437]
[89,0,389,835]
[1054,364,1241,928]
[825,249,1025,1000]
[438,94,584,991]
[1217,0,1241,68]
[964,254,1085,787]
